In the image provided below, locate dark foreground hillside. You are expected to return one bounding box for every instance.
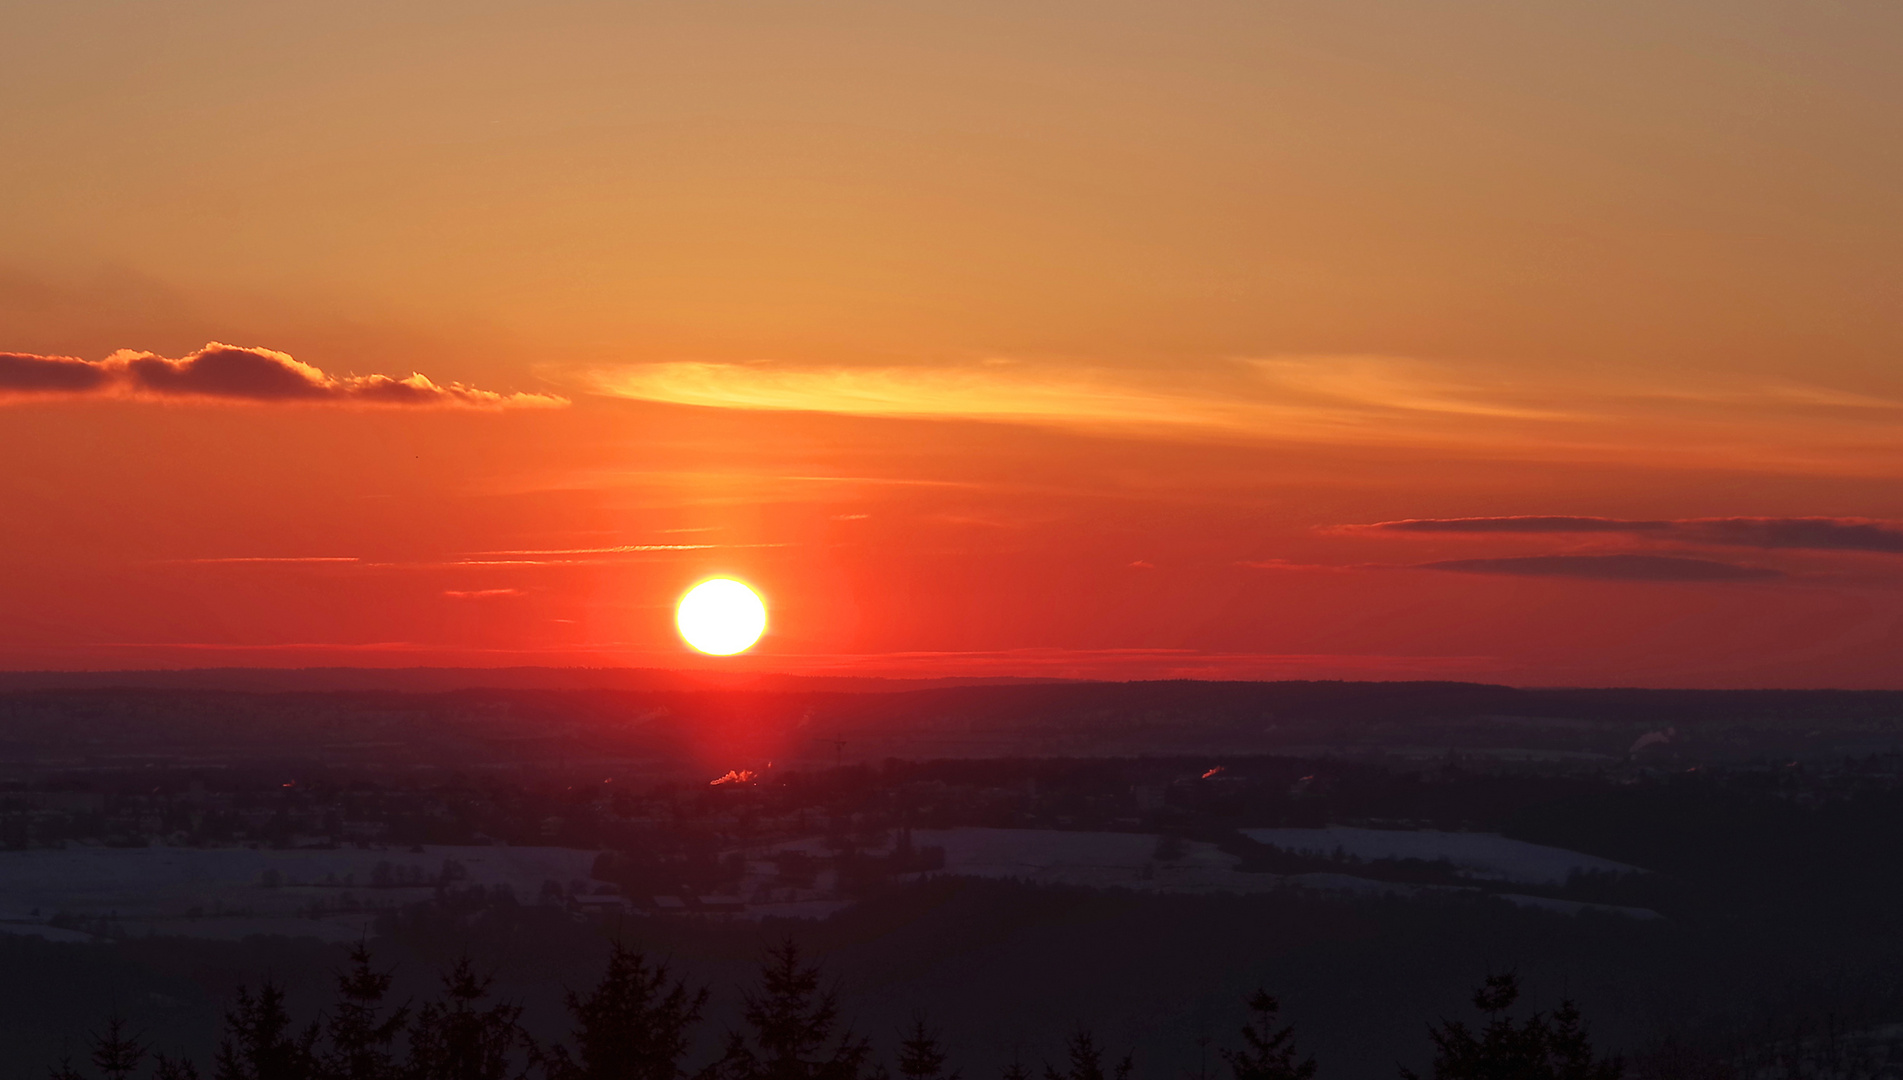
[1,877,1889,1080]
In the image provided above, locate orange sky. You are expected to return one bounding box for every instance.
[3,1,1902,687]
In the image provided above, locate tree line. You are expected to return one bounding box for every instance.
[48,942,1621,1080]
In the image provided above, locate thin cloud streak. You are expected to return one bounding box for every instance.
[593,360,1277,431]
[91,641,421,651]
[1357,516,1672,534]
[1356,516,1903,553]
[770,647,1506,681]
[1688,518,1903,553]
[458,542,791,557]
[464,544,720,556]
[170,556,362,564]
[440,559,598,567]
[1417,554,1783,582]
[590,355,1567,435]
[1237,558,1361,572]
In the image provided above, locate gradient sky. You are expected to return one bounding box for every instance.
[3,1,1902,687]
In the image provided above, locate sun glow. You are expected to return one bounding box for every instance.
[675,578,767,655]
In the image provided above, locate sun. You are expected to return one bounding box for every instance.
[675,578,767,655]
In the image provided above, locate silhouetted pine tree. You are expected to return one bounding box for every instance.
[706,941,870,1080]
[319,943,409,1080]
[153,1056,203,1080]
[46,1016,150,1080]
[1042,1032,1131,1080]
[407,957,534,1080]
[91,1016,147,1080]
[1625,1034,1736,1080]
[895,1019,958,1080]
[214,981,320,1080]
[998,1062,1030,1080]
[545,942,708,1080]
[1220,991,1314,1080]
[1400,974,1622,1080]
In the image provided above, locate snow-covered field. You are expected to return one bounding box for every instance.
[904,827,1656,917]
[910,828,1255,894]
[0,845,600,943]
[1238,827,1641,884]
[0,828,1654,943]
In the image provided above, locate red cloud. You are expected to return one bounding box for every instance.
[1416,554,1782,582]
[1349,515,1903,553]
[0,352,111,392]
[0,343,565,408]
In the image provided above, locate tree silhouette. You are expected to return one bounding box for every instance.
[1042,1031,1131,1080]
[546,942,709,1080]
[1220,991,1315,1080]
[319,943,409,1080]
[407,957,534,1080]
[895,1018,958,1080]
[1401,973,1622,1080]
[707,940,870,1080]
[214,981,320,1080]
[89,1016,148,1080]
[153,1057,203,1080]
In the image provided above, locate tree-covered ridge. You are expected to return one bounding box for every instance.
[46,942,1613,1080]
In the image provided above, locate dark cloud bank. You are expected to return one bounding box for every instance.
[0,343,564,408]
[1418,554,1783,582]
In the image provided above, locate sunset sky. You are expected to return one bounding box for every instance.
[4,1,1902,687]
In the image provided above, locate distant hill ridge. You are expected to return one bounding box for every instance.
[0,666,1077,694]
[0,671,1900,769]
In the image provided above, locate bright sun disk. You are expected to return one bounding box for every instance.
[675,578,767,655]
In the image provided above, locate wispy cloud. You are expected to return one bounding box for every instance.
[453,542,790,564]
[588,356,1903,474]
[1355,516,1903,553]
[1353,516,1670,535]
[1416,554,1782,582]
[1247,357,1570,421]
[1237,558,1359,572]
[772,647,1503,680]
[1686,518,1903,553]
[171,556,362,564]
[0,343,566,408]
[589,355,1582,436]
[462,544,723,556]
[591,360,1269,432]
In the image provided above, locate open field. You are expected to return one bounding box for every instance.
[0,844,599,942]
[0,824,1657,944]
[1240,826,1642,884]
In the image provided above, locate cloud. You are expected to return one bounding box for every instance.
[1680,517,1903,553]
[584,356,1903,478]
[0,352,112,392]
[1416,554,1782,582]
[1237,558,1356,572]
[1358,516,1671,534]
[591,360,1266,433]
[589,355,1585,434]
[462,544,728,556]
[1355,515,1903,553]
[0,343,566,408]
[176,556,360,564]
